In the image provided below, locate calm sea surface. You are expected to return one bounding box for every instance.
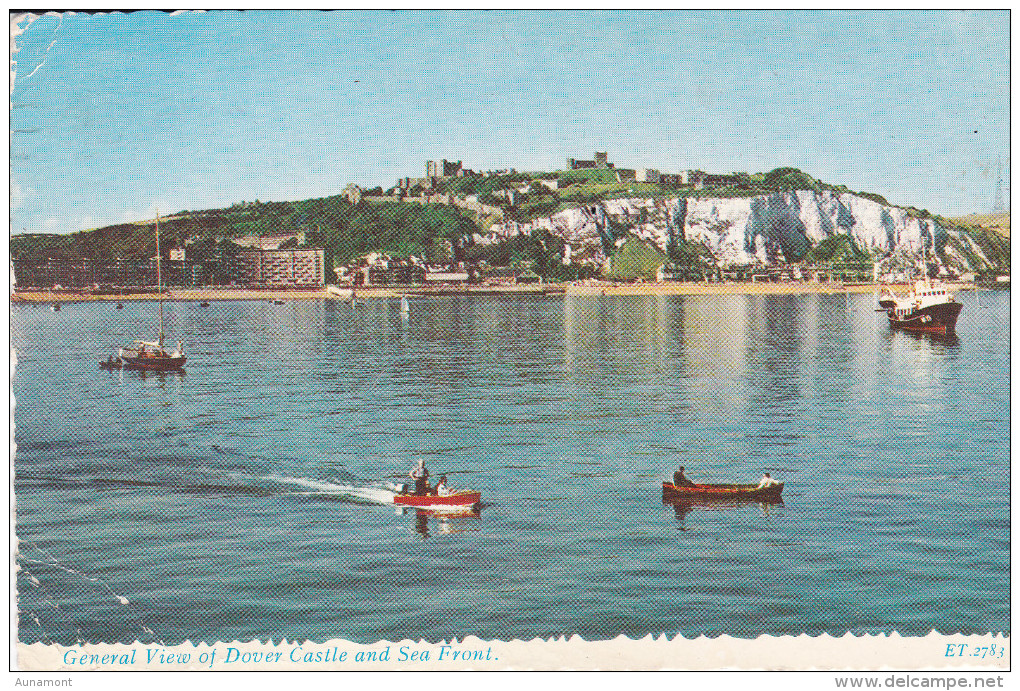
[12,291,1009,644]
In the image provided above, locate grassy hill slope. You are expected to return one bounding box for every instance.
[605,238,667,281]
[950,211,1010,238]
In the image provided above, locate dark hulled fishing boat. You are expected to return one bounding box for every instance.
[877,261,962,335]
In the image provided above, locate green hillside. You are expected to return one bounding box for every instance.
[605,238,667,281]
[950,211,1010,239]
[943,225,1011,274]
[802,234,872,265]
[11,195,481,272]
[11,167,1010,281]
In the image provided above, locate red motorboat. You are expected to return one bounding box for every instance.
[393,490,481,509]
[662,481,783,502]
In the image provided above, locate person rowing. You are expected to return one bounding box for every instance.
[672,465,695,488]
[757,472,779,489]
[409,459,430,496]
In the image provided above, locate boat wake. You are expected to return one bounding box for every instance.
[18,469,403,506]
[264,474,399,505]
[14,451,480,646]
[15,449,410,508]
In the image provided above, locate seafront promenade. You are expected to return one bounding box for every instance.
[562,281,978,296]
[10,281,985,304]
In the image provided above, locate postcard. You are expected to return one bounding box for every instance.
[9,10,1010,677]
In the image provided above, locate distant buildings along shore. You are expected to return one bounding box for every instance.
[12,233,326,290]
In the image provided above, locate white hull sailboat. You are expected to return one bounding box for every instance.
[106,210,186,371]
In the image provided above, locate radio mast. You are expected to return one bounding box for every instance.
[993,158,1008,212]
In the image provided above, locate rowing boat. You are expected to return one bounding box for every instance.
[662,481,783,501]
[393,490,481,509]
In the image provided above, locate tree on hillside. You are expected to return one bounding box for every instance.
[606,238,667,281]
[425,237,453,265]
[667,238,706,269]
[763,167,822,192]
[802,234,870,265]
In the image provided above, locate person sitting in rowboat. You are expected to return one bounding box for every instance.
[434,474,453,497]
[410,459,430,496]
[757,473,779,488]
[672,466,695,488]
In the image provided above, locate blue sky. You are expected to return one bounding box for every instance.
[10,10,1010,234]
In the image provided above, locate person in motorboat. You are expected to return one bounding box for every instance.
[672,465,695,488]
[410,459,430,495]
[434,474,453,497]
[757,473,779,489]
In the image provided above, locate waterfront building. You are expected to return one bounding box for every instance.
[369,263,426,285]
[237,247,326,287]
[425,268,469,283]
[11,257,160,289]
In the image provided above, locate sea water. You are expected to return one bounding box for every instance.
[12,291,1009,644]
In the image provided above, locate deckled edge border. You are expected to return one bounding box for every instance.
[14,633,1011,671]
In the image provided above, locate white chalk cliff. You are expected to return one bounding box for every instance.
[484,191,997,273]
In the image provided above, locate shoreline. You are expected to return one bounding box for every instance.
[564,281,982,296]
[10,281,989,304]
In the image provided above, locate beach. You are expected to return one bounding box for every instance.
[563,281,980,296]
[10,280,984,304]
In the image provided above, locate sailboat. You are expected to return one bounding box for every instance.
[114,211,187,371]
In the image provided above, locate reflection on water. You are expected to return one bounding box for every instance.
[11,290,1010,643]
[410,508,482,539]
[664,497,785,531]
[887,329,961,349]
[111,368,187,384]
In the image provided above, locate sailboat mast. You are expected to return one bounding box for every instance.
[156,210,164,349]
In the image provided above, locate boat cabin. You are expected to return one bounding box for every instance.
[122,340,181,358]
[913,281,949,299]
